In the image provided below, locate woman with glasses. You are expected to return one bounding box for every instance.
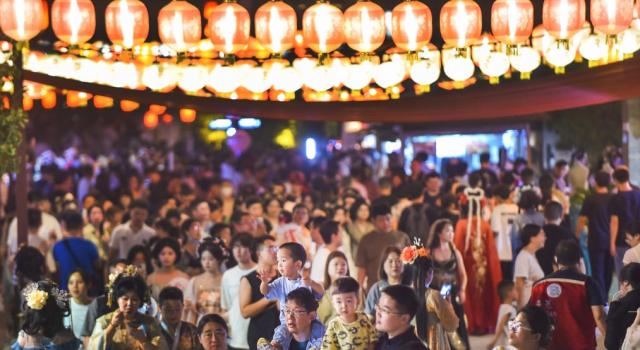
[504,305,553,350]
[197,314,228,350]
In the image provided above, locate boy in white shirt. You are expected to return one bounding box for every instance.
[487,280,518,349]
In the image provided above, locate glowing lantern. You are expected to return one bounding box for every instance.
[440,0,482,48]
[391,1,432,52]
[443,47,475,81]
[343,61,374,91]
[150,104,167,114]
[120,100,139,111]
[590,0,634,36]
[203,1,217,18]
[509,46,540,79]
[23,96,33,111]
[39,0,48,31]
[0,0,44,41]
[158,0,202,53]
[542,0,585,39]
[51,0,95,45]
[180,108,196,123]
[41,90,57,109]
[208,1,250,54]
[162,114,174,123]
[303,1,344,54]
[178,65,208,93]
[373,60,406,88]
[242,66,272,93]
[208,65,242,93]
[344,0,386,53]
[105,0,149,48]
[255,0,296,55]
[144,111,158,128]
[271,66,303,92]
[93,95,114,108]
[491,0,533,45]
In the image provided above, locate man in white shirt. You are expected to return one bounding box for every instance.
[276,204,312,256]
[623,225,640,265]
[310,220,343,283]
[491,185,519,280]
[109,200,156,260]
[221,233,257,350]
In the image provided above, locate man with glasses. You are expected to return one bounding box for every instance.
[375,285,427,350]
[259,288,325,350]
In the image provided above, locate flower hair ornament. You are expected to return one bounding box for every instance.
[23,282,69,311]
[461,186,486,253]
[400,238,431,265]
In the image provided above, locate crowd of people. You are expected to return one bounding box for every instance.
[2,144,640,350]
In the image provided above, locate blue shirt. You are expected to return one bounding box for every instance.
[277,320,325,350]
[53,237,98,290]
[265,276,323,324]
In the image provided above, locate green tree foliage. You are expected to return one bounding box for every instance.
[548,102,622,161]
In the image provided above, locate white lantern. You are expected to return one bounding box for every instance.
[373,60,405,88]
[208,65,242,93]
[618,27,640,54]
[479,51,510,80]
[509,46,540,76]
[242,66,272,93]
[443,48,475,81]
[142,63,179,91]
[178,65,208,93]
[409,58,440,86]
[305,65,335,92]
[272,66,303,92]
[544,40,576,69]
[111,62,140,89]
[578,33,608,61]
[343,61,374,91]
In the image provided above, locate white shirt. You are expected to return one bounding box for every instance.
[310,245,345,284]
[495,303,517,346]
[491,203,519,262]
[109,221,156,259]
[7,212,62,254]
[623,244,640,265]
[221,264,256,349]
[513,249,544,306]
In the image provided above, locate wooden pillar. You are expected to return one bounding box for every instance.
[12,42,28,246]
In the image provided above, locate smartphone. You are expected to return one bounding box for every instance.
[440,283,452,298]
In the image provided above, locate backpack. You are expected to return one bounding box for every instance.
[402,204,431,243]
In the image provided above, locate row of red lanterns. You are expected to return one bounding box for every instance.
[0,0,638,56]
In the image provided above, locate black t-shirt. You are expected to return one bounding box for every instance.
[375,326,428,350]
[580,192,612,252]
[610,190,640,246]
[538,224,576,275]
[289,338,309,350]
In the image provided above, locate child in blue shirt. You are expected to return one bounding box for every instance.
[259,242,324,347]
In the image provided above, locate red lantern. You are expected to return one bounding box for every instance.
[158,0,202,53]
[23,96,33,111]
[120,100,139,111]
[303,1,344,54]
[41,90,57,109]
[39,0,49,31]
[391,1,432,52]
[203,1,217,18]
[150,104,167,114]
[208,1,250,54]
[105,0,149,48]
[162,113,173,123]
[440,0,482,48]
[0,0,44,41]
[144,111,159,128]
[93,95,113,108]
[491,0,533,45]
[180,108,196,123]
[51,0,96,45]
[542,0,585,39]
[590,0,634,35]
[255,0,297,55]
[344,0,386,53]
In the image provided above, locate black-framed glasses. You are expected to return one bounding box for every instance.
[375,303,403,316]
[283,308,309,318]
